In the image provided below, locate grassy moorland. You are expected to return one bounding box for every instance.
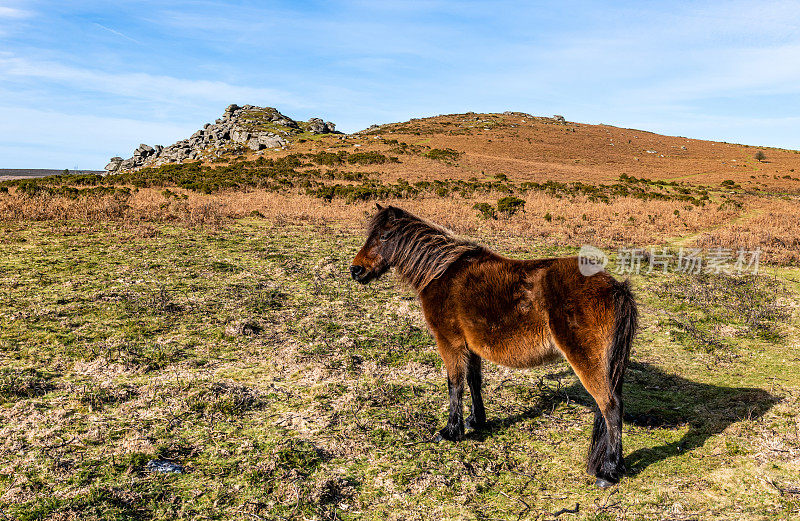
[1,113,799,520]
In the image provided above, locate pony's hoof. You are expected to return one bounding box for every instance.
[465,415,486,432]
[594,478,616,489]
[434,427,462,442]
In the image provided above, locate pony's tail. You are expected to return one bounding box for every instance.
[607,279,637,397]
[587,278,638,481]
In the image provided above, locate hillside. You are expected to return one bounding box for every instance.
[86,107,800,267]
[351,112,800,190]
[108,107,800,193]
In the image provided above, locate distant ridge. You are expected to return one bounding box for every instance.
[0,169,104,178]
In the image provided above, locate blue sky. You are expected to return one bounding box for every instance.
[1,0,799,169]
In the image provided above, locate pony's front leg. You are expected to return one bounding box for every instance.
[434,341,466,442]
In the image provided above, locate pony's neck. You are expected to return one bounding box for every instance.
[389,219,479,292]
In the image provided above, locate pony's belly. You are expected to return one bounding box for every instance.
[456,294,559,368]
[467,330,561,369]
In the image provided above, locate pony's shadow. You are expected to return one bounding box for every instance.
[472,361,779,476]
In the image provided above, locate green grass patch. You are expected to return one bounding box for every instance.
[0,219,797,520]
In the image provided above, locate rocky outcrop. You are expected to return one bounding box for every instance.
[104,157,123,172]
[307,118,336,134]
[106,105,338,173]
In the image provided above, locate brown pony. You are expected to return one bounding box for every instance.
[351,204,638,487]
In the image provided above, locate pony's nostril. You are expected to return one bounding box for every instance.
[350,265,365,278]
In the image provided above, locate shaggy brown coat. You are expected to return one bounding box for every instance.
[351,204,637,487]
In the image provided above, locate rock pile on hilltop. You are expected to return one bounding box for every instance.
[105,104,337,173]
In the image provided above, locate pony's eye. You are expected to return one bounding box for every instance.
[380,231,391,241]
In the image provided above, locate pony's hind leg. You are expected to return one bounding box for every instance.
[554,332,627,487]
[567,354,625,487]
[465,351,486,431]
[588,393,624,487]
[587,280,636,487]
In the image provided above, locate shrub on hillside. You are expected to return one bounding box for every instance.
[425,148,460,162]
[497,196,525,216]
[473,202,497,219]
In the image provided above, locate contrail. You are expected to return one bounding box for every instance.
[93,22,141,44]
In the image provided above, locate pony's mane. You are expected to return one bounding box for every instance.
[369,207,482,291]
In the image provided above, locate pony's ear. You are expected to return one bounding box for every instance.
[385,205,401,222]
[375,203,384,211]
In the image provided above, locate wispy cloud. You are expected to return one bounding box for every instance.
[0,6,32,19]
[92,22,141,44]
[0,56,307,110]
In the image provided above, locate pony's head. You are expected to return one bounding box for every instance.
[351,204,480,290]
[350,203,402,284]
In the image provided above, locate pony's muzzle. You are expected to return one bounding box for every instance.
[350,265,366,281]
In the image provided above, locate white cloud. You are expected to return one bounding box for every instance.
[0,6,32,18]
[0,56,308,110]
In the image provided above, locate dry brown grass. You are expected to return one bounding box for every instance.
[0,188,227,227]
[0,188,740,249]
[694,198,800,265]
